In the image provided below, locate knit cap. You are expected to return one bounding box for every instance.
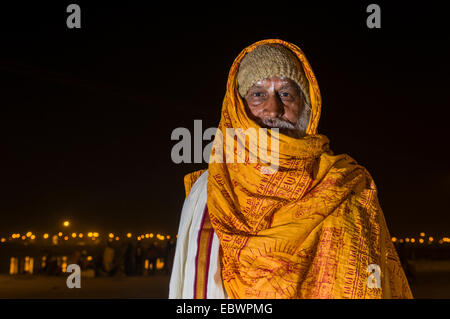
[237,44,310,105]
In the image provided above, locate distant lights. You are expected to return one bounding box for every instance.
[420,232,425,237]
[391,237,397,242]
[419,238,424,244]
[1,229,178,244]
[63,221,70,227]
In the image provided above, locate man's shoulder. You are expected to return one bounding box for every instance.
[321,152,377,190]
[323,152,371,174]
[184,169,208,198]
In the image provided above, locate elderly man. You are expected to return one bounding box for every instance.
[169,39,413,299]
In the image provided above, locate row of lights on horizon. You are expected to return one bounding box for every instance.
[0,220,175,243]
[3,232,450,244]
[391,232,450,245]
[1,221,448,245]
[1,231,175,243]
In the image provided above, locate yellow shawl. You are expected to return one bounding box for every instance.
[192,39,412,298]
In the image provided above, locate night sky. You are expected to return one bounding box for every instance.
[0,3,449,238]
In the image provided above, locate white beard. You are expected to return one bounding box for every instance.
[260,102,311,138]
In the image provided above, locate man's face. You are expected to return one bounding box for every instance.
[243,76,305,138]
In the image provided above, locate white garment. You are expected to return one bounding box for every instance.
[168,170,227,299]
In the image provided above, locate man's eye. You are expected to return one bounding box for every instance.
[252,92,264,97]
[279,92,290,98]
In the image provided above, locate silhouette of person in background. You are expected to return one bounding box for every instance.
[147,243,159,275]
[43,251,59,276]
[124,242,136,276]
[102,241,115,276]
[79,249,88,270]
[135,241,144,276]
[68,250,81,267]
[164,240,176,275]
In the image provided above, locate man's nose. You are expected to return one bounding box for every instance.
[263,94,284,118]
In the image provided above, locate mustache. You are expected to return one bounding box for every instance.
[260,117,298,130]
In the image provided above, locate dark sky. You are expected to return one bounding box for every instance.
[0,2,449,238]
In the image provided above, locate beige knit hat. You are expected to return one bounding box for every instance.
[237,44,310,105]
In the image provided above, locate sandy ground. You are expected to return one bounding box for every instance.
[0,271,449,299]
[408,272,450,299]
[0,273,170,299]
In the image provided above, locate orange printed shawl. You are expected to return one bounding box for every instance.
[194,39,412,299]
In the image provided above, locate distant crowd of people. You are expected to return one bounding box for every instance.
[40,239,176,277]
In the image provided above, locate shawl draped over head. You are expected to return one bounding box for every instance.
[188,39,412,299]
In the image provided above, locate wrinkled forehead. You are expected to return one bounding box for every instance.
[250,76,301,91]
